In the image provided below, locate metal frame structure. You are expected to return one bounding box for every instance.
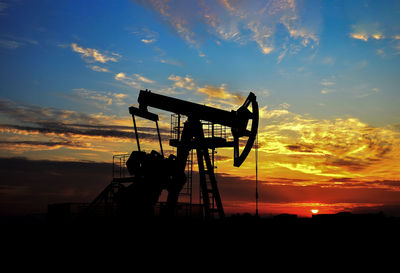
[85,89,259,220]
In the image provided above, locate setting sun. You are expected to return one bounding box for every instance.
[311,209,319,214]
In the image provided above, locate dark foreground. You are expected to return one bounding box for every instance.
[2,211,400,239]
[2,211,400,267]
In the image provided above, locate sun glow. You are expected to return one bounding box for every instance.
[311,209,319,214]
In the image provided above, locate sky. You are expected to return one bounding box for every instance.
[0,0,400,217]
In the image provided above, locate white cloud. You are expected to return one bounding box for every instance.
[115,72,126,80]
[141,39,156,44]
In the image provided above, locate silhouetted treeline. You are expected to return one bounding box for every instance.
[2,210,400,228]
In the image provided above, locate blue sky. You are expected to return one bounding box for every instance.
[1,0,399,127]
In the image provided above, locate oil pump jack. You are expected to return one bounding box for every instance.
[86,89,258,220]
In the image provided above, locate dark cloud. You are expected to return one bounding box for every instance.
[325,156,370,171]
[0,123,136,139]
[368,180,400,189]
[0,98,170,144]
[286,144,315,153]
[0,140,84,148]
[326,178,400,191]
[0,122,167,141]
[66,122,169,133]
[0,98,97,125]
[328,177,357,183]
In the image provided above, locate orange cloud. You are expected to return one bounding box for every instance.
[213,106,400,190]
[350,33,369,42]
[168,74,195,90]
[197,84,230,99]
[349,23,386,42]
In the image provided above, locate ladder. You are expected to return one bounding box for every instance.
[178,150,193,217]
[197,147,224,220]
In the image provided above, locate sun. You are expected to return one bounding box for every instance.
[311,209,319,214]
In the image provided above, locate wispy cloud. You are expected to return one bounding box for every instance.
[71,43,121,63]
[321,56,335,65]
[133,73,154,84]
[88,65,110,73]
[160,58,184,66]
[152,45,184,66]
[0,98,95,125]
[0,1,7,11]
[320,78,335,87]
[66,88,128,109]
[133,0,319,61]
[0,36,38,50]
[376,48,385,56]
[131,26,159,44]
[0,39,22,49]
[114,72,154,88]
[354,87,380,98]
[318,76,336,95]
[0,1,8,16]
[320,77,336,95]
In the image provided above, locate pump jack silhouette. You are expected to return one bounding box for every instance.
[84,89,259,220]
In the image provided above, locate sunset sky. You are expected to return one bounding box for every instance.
[1,0,400,217]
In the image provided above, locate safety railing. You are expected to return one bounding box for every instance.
[112,153,130,179]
